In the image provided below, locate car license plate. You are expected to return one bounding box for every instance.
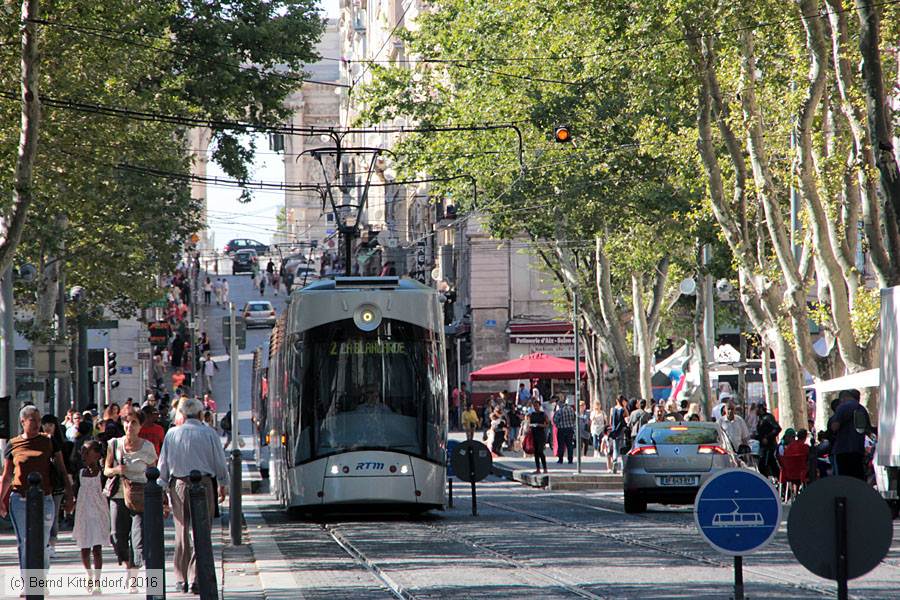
[658,475,699,486]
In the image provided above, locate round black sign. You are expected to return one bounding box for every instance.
[450,440,493,483]
[787,476,893,580]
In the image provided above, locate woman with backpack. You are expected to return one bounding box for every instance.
[608,395,629,474]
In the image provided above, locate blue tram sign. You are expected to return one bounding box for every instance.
[694,469,782,556]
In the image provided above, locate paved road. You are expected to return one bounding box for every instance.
[200,266,287,458]
[246,477,900,600]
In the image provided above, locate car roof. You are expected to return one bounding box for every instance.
[643,421,719,429]
[235,249,257,255]
[245,301,273,308]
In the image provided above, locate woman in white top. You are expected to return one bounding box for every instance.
[104,411,157,579]
[589,400,608,457]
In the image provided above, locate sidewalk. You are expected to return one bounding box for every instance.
[0,502,257,598]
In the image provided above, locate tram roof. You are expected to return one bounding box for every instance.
[300,276,432,293]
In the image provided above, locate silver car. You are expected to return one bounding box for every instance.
[622,421,738,513]
[242,300,276,328]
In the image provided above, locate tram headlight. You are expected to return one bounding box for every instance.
[330,465,339,475]
[353,303,382,332]
[400,465,409,474]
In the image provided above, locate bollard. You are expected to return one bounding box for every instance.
[143,467,165,600]
[189,470,218,600]
[25,471,45,600]
[230,448,242,546]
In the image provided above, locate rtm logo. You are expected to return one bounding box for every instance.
[355,462,385,471]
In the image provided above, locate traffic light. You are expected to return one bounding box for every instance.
[443,290,457,326]
[105,351,119,389]
[459,336,472,365]
[554,125,572,143]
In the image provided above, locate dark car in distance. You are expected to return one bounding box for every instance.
[225,239,269,255]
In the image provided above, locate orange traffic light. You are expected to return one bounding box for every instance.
[554,125,572,143]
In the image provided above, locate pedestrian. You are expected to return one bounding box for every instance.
[589,400,608,458]
[104,410,157,587]
[202,353,219,395]
[158,398,229,595]
[462,402,480,441]
[272,270,280,296]
[171,333,185,370]
[517,383,530,406]
[451,383,468,430]
[608,395,629,474]
[41,414,70,558]
[627,398,650,440]
[755,403,782,479]
[213,278,223,306]
[203,277,213,305]
[527,399,549,474]
[553,398,576,464]
[171,367,186,394]
[508,406,522,451]
[0,405,75,572]
[221,409,233,449]
[221,279,230,305]
[73,440,109,593]
[203,392,218,413]
[718,402,751,454]
[139,405,166,455]
[829,388,870,480]
[489,408,507,456]
[259,275,266,296]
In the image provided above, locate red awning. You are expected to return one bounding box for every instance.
[470,353,587,381]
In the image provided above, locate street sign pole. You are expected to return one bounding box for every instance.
[103,348,110,412]
[734,556,744,600]
[467,445,477,516]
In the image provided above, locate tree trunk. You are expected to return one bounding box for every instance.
[694,269,712,416]
[3,0,42,273]
[770,333,808,430]
[856,0,900,280]
[631,272,653,401]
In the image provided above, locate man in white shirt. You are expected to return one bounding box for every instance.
[718,403,751,451]
[711,392,731,421]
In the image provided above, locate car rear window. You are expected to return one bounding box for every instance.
[248,303,271,311]
[643,426,719,445]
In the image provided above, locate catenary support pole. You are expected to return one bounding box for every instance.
[0,267,14,442]
[574,288,581,474]
[229,303,241,545]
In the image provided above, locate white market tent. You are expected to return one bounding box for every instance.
[803,368,879,393]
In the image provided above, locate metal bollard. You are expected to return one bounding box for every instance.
[230,448,242,545]
[189,470,218,600]
[25,471,45,600]
[143,467,165,600]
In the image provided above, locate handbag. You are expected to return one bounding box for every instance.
[103,439,120,499]
[122,479,145,513]
[522,430,534,455]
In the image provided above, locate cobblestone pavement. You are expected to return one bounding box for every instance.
[256,478,900,600]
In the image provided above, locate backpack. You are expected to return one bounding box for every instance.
[220,411,232,431]
[853,405,871,435]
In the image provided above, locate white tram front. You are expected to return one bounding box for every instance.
[268,276,448,512]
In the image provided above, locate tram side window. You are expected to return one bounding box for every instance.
[289,343,314,465]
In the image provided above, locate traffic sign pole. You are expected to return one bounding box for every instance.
[835,497,848,600]
[734,556,744,600]
[467,445,477,516]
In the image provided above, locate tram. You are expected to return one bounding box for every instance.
[266,276,448,512]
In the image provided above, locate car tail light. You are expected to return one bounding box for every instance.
[697,444,728,455]
[628,445,657,456]
[270,310,275,316]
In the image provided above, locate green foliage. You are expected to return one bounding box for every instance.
[0,0,323,314]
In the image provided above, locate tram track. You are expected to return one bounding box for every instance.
[533,489,900,575]
[322,523,420,600]
[481,498,858,599]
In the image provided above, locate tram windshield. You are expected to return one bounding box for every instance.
[292,319,445,464]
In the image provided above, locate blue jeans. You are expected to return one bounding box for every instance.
[9,491,54,570]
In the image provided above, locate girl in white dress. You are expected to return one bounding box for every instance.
[74,441,109,594]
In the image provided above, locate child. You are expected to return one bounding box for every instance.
[73,441,109,594]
